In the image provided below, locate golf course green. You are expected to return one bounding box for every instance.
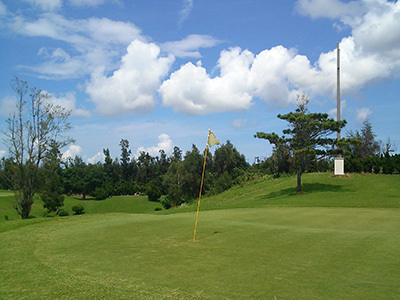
[1,173,399,299]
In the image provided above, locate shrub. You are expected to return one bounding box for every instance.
[58,209,69,217]
[42,212,55,218]
[161,196,172,209]
[154,207,162,211]
[92,187,108,200]
[4,215,9,221]
[72,204,85,215]
[146,183,162,202]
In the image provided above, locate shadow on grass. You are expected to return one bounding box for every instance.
[260,183,348,200]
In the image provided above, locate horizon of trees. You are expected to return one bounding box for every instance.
[0,81,399,218]
[1,120,399,215]
[1,122,399,206]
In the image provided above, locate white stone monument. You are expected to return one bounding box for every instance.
[334,156,344,176]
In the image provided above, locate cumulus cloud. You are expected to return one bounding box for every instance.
[161,34,220,58]
[87,151,105,164]
[161,0,400,115]
[160,48,254,115]
[43,91,91,117]
[356,107,372,123]
[297,0,400,58]
[136,133,173,157]
[62,144,82,160]
[86,40,174,116]
[160,45,331,115]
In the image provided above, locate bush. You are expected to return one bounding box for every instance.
[154,207,162,211]
[146,183,162,202]
[161,196,172,209]
[58,209,69,217]
[72,204,85,215]
[42,212,55,218]
[92,187,108,200]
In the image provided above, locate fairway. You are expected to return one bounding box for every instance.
[1,207,400,299]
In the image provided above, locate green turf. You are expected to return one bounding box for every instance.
[168,173,400,214]
[1,173,400,299]
[0,192,163,222]
[1,208,399,299]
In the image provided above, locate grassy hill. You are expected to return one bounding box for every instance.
[1,173,399,299]
[1,173,399,221]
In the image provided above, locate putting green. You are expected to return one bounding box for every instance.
[1,207,400,299]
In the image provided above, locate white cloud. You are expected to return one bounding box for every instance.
[356,107,372,123]
[136,133,173,157]
[160,47,254,115]
[161,34,220,58]
[295,0,366,24]
[86,39,174,116]
[232,119,248,129]
[22,0,63,11]
[68,0,107,7]
[87,151,104,164]
[21,0,111,11]
[62,144,82,160]
[161,0,400,115]
[43,91,91,117]
[0,1,7,15]
[352,0,400,58]
[10,13,144,79]
[297,0,400,59]
[178,0,194,26]
[0,150,5,159]
[160,45,332,115]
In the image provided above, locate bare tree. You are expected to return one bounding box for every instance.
[2,77,73,219]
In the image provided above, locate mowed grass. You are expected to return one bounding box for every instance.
[194,172,400,211]
[1,209,400,299]
[1,173,400,299]
[0,192,162,222]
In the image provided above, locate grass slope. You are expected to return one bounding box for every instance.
[1,173,400,299]
[169,172,400,213]
[0,192,162,222]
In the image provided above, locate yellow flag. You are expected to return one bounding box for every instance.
[208,130,220,147]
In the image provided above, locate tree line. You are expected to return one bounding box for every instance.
[1,79,399,219]
[256,113,399,179]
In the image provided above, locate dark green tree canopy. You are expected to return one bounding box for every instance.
[255,94,347,192]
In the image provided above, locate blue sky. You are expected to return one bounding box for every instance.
[0,0,399,163]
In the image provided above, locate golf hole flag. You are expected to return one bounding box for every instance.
[208,130,220,147]
[193,129,220,241]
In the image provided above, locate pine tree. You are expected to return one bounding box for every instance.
[255,94,346,192]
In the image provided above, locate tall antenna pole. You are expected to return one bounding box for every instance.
[334,42,344,176]
[337,42,341,140]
